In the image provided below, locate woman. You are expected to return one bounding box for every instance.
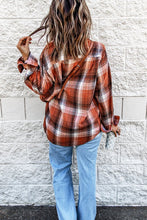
[16,0,121,220]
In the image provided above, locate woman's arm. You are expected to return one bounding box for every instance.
[94,44,114,133]
[17,40,55,102]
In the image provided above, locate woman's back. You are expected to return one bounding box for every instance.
[17,38,114,146]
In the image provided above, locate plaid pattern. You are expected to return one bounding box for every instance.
[17,38,114,146]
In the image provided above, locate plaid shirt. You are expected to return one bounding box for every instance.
[17,38,114,146]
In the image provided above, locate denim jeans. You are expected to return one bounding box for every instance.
[49,132,102,220]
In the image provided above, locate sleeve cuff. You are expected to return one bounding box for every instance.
[100,115,120,133]
[24,69,34,81]
[24,52,38,66]
[17,52,38,73]
[100,115,114,133]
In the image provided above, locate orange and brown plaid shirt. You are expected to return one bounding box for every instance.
[17,38,114,146]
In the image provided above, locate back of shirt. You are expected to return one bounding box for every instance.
[17,38,114,147]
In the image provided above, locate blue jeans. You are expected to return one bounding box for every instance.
[49,132,102,220]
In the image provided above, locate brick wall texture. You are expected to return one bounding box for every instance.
[0,0,147,206]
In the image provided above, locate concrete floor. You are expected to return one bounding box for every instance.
[0,206,147,220]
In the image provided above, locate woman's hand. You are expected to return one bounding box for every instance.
[111,124,121,137]
[16,36,32,61]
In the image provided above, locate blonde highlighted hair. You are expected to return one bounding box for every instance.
[29,0,92,62]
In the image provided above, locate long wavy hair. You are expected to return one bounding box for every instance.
[29,0,92,62]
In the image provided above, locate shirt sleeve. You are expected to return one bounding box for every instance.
[94,44,114,133]
[17,49,55,102]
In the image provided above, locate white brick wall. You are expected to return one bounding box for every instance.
[1,98,25,120]
[0,0,146,206]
